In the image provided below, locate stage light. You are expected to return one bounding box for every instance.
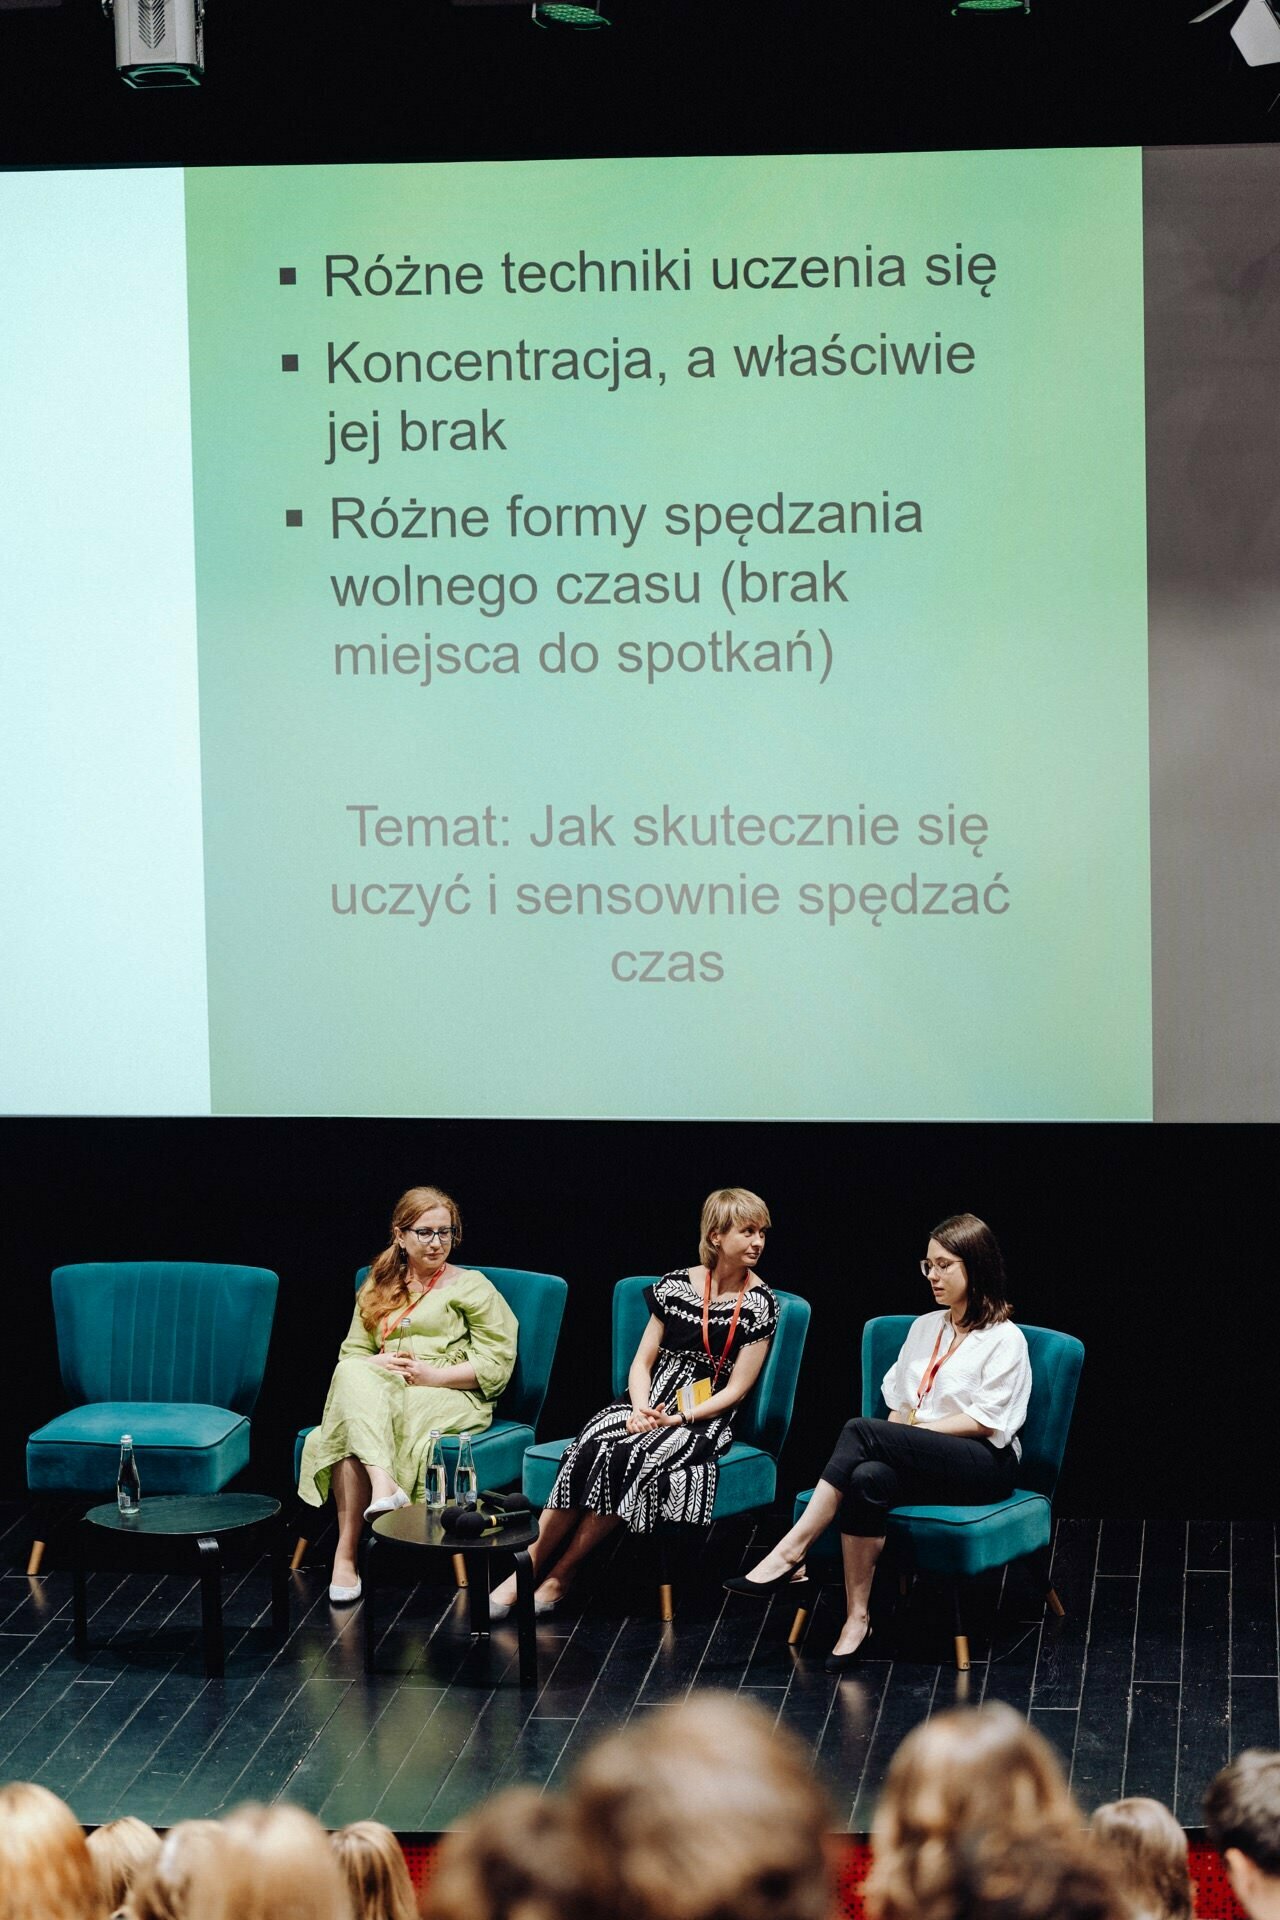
[102,0,205,88]
[531,1,610,28]
[952,0,1029,11]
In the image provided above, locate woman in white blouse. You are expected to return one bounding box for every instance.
[725,1212,1031,1671]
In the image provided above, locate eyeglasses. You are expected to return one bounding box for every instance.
[407,1226,454,1244]
[920,1257,963,1278]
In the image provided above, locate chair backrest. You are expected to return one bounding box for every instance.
[52,1262,279,1414]
[611,1273,811,1459]
[353,1263,568,1428]
[861,1314,1085,1498]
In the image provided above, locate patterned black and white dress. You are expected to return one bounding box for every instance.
[546,1269,779,1532]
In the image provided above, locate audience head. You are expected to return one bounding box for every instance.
[1205,1751,1280,1919]
[331,1822,416,1920]
[928,1214,1011,1327]
[88,1818,161,1918]
[949,1832,1128,1920]
[126,1821,228,1920]
[0,1781,100,1920]
[1090,1798,1193,1920]
[699,1188,772,1270]
[569,1691,832,1920]
[213,1805,351,1920]
[867,1703,1079,1920]
[425,1787,591,1920]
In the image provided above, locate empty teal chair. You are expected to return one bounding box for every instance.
[291,1264,568,1568]
[788,1314,1083,1668]
[523,1274,811,1619]
[27,1261,279,1573]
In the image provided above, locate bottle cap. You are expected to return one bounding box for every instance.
[121,1434,133,1445]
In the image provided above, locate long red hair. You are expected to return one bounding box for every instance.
[356,1186,463,1332]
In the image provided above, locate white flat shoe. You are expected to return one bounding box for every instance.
[363,1488,411,1521]
[534,1592,561,1616]
[488,1596,512,1621]
[329,1579,362,1604]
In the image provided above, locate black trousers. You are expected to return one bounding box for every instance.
[821,1416,1018,1536]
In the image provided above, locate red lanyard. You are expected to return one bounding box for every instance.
[702,1266,751,1387]
[915,1317,967,1408]
[380,1264,449,1349]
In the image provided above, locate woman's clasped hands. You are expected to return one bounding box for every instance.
[367,1351,449,1388]
[623,1404,681,1434]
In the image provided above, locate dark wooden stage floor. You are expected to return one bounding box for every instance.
[0,1506,1272,1834]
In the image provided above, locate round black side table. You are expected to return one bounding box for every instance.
[362,1507,540,1687]
[75,1492,288,1679]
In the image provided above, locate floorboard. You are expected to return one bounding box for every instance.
[0,1504,1270,1832]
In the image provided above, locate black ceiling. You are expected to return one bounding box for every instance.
[0,0,1277,170]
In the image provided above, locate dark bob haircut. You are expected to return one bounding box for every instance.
[930,1213,1011,1329]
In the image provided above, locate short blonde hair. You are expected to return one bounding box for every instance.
[331,1822,416,1920]
[126,1821,228,1920]
[87,1818,160,1915]
[867,1705,1081,1920]
[0,1781,100,1920]
[426,1787,592,1920]
[212,1806,351,1920]
[1091,1799,1194,1920]
[698,1188,771,1269]
[570,1692,831,1920]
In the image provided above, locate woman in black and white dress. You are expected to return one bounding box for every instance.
[490,1187,777,1617]
[726,1212,1031,1670]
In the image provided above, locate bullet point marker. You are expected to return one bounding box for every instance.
[285,509,303,528]
[279,267,297,285]
[281,353,299,372]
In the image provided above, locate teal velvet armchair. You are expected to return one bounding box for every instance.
[788,1314,1084,1668]
[291,1264,568,1572]
[27,1261,280,1574]
[522,1273,811,1619]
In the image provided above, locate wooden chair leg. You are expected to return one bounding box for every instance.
[657,1531,675,1621]
[289,1536,308,1572]
[950,1578,971,1671]
[787,1603,810,1646]
[27,1539,46,1576]
[453,1553,468,1589]
[1046,1586,1066,1617]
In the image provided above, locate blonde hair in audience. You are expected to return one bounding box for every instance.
[426,1787,593,1920]
[0,1781,101,1920]
[88,1817,161,1916]
[1091,1799,1195,1920]
[332,1822,417,1920]
[867,1704,1081,1920]
[213,1805,351,1920]
[570,1693,833,1920]
[126,1821,228,1920]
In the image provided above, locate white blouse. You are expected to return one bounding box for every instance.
[881,1312,1032,1457]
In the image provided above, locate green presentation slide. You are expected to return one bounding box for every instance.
[185,149,1150,1120]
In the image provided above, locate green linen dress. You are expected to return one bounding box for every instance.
[298,1266,518,1507]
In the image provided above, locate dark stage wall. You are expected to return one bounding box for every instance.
[3,1116,1252,1519]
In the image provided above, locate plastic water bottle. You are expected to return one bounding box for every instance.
[424,1431,447,1513]
[454,1433,477,1508]
[117,1435,141,1516]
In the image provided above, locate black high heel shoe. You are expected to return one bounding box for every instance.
[824,1626,873,1672]
[723,1563,809,1598]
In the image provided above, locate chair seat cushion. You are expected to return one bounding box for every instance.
[27,1403,249,1496]
[792,1484,1051,1577]
[295,1420,533,1495]
[523,1438,775,1517]
[885,1491,1051,1575]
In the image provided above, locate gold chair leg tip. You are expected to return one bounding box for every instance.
[27,1541,46,1577]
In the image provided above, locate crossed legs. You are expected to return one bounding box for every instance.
[331,1455,402,1591]
[490,1505,622,1611]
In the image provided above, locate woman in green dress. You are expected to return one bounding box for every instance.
[299,1185,518,1603]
